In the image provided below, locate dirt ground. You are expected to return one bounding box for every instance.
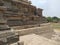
[51,23,60,30]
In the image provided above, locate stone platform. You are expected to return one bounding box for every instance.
[17,23,60,45]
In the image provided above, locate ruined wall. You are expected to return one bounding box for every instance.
[0,0,43,27]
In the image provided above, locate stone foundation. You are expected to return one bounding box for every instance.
[14,23,54,36]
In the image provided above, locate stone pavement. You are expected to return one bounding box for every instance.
[20,34,60,45]
[51,29,60,42]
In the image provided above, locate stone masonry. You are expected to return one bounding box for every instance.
[0,0,43,27]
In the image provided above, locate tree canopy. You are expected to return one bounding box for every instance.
[46,16,60,23]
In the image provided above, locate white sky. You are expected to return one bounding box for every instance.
[29,0,60,17]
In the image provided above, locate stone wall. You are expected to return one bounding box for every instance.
[2,0,43,27]
[0,0,46,27]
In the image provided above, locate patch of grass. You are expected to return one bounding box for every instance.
[51,23,60,29]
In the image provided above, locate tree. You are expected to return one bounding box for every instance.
[46,16,60,23]
[46,17,53,22]
[52,16,59,23]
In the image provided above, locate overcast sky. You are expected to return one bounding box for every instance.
[29,0,60,17]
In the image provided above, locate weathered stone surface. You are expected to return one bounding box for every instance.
[0,0,44,27]
[20,34,60,45]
